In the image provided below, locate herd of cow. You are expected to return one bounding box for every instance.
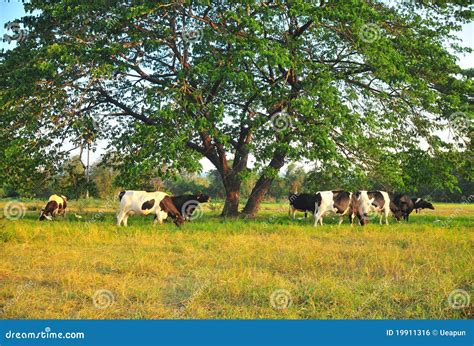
[289,190,434,226]
[37,189,434,227]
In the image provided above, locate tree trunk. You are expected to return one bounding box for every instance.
[220,172,242,217]
[242,153,286,217]
[241,176,274,217]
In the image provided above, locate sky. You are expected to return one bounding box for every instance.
[1,2,473,172]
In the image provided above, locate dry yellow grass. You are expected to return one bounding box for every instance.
[0,200,472,319]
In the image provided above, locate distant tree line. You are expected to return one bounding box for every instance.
[1,157,472,203]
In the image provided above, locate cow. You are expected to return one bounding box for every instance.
[39,194,67,221]
[412,197,435,213]
[170,193,210,220]
[288,193,318,219]
[117,190,184,227]
[354,190,391,225]
[313,190,357,226]
[391,195,435,222]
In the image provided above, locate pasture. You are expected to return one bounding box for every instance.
[0,199,472,319]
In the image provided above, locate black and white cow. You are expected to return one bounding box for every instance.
[412,197,435,214]
[313,190,356,226]
[354,190,391,225]
[39,194,67,221]
[117,190,184,227]
[288,193,318,219]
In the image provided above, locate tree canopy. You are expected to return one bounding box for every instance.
[0,0,472,215]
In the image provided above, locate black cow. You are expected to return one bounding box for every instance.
[391,194,434,221]
[170,193,210,220]
[288,193,318,219]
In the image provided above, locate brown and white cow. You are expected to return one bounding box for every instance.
[354,190,391,225]
[39,194,67,221]
[313,190,357,226]
[117,190,184,227]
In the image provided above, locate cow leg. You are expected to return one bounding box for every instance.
[292,208,296,219]
[385,210,389,225]
[117,211,125,226]
[313,210,319,227]
[304,211,307,219]
[379,213,383,225]
[154,212,163,225]
[349,213,355,226]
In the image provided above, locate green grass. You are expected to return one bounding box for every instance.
[0,199,472,319]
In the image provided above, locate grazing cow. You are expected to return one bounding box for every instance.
[313,190,357,226]
[288,193,318,219]
[391,195,435,222]
[169,193,210,220]
[354,190,391,225]
[39,194,67,221]
[412,197,435,214]
[117,190,184,227]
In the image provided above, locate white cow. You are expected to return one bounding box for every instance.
[355,190,391,225]
[313,190,355,226]
[117,190,184,227]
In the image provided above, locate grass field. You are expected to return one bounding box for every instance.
[0,199,472,319]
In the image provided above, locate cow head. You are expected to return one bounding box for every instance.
[39,209,52,221]
[413,198,434,211]
[159,196,186,227]
[173,214,185,227]
[389,201,403,222]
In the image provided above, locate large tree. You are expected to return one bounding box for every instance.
[0,0,472,215]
